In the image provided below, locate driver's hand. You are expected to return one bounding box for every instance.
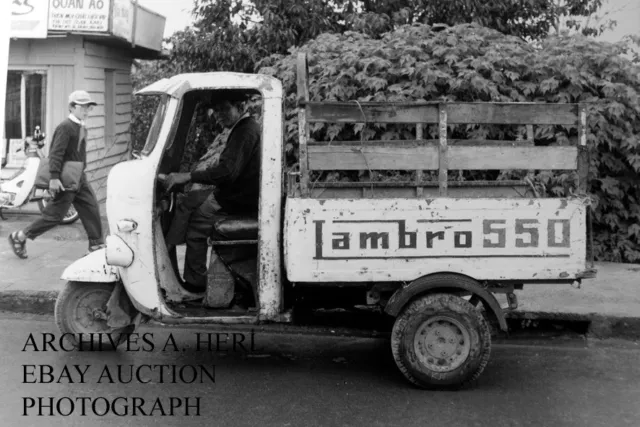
[49,179,65,197]
[164,172,191,192]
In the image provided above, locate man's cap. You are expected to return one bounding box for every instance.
[69,90,97,106]
[209,90,251,105]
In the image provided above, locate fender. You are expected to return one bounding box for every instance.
[385,273,508,332]
[61,249,120,283]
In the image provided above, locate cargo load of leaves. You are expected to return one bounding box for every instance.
[255,23,640,262]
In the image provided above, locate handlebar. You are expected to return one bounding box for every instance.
[17,127,46,153]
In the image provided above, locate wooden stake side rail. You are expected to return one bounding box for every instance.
[307,145,578,170]
[295,53,588,198]
[303,101,580,125]
[311,180,527,188]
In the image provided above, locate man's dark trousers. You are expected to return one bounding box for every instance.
[24,174,104,246]
[183,194,228,289]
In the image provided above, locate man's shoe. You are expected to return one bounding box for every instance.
[8,232,28,259]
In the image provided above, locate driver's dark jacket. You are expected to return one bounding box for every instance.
[190,116,261,214]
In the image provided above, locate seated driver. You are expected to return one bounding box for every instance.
[164,91,261,293]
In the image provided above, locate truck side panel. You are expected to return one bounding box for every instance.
[284,197,588,283]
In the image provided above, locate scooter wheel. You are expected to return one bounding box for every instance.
[55,281,135,350]
[37,198,80,224]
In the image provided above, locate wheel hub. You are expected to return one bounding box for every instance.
[414,316,471,372]
[74,289,112,333]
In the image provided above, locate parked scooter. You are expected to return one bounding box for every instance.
[0,127,79,224]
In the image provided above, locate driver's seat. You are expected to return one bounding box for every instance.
[205,216,259,309]
[211,217,259,242]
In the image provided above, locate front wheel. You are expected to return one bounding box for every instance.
[55,281,135,350]
[391,293,491,389]
[38,198,79,224]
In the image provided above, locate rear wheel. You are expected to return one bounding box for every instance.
[55,281,135,350]
[391,293,491,389]
[38,198,79,224]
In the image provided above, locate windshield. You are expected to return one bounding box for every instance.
[141,95,169,155]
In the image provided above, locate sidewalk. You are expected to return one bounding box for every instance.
[1,214,639,338]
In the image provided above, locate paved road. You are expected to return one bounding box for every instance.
[1,312,639,427]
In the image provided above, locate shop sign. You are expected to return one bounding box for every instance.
[11,0,50,38]
[111,0,133,41]
[48,0,111,32]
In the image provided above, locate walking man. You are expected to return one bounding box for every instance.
[8,90,105,258]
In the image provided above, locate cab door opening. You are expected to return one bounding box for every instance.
[154,88,265,317]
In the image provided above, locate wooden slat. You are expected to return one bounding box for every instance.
[115,72,131,85]
[88,105,106,118]
[85,116,106,130]
[311,186,528,199]
[116,83,133,95]
[116,114,132,125]
[307,139,537,147]
[84,67,106,80]
[313,180,526,188]
[525,125,535,183]
[116,94,132,105]
[447,103,578,125]
[86,143,130,164]
[84,79,104,92]
[297,53,311,197]
[439,105,448,196]
[306,102,439,123]
[416,124,423,197]
[449,146,577,170]
[308,145,578,170]
[116,103,132,115]
[85,54,131,71]
[308,145,438,170]
[577,103,589,193]
[305,102,578,125]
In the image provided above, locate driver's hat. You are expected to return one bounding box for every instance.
[68,90,97,106]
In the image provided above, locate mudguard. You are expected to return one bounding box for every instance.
[385,273,508,332]
[61,249,120,283]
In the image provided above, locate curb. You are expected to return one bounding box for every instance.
[505,310,640,340]
[0,291,58,315]
[1,290,639,340]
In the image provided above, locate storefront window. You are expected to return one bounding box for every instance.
[3,70,46,166]
[4,70,47,139]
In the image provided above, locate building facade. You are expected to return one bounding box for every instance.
[4,0,166,203]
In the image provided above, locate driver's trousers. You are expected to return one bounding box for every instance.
[183,193,227,288]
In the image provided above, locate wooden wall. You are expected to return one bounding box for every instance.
[82,41,134,203]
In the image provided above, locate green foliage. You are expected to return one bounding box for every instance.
[257,23,640,262]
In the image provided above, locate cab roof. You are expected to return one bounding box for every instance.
[135,72,282,99]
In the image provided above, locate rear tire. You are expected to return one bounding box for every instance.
[391,293,491,389]
[38,198,80,224]
[55,281,135,350]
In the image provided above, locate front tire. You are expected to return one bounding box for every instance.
[38,198,80,224]
[391,293,491,389]
[55,281,135,350]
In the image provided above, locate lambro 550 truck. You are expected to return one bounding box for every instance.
[55,53,596,389]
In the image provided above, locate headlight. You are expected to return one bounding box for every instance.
[105,235,134,267]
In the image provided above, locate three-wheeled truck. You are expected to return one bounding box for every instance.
[55,53,596,388]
